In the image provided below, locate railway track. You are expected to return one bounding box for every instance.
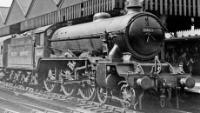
[0,81,143,113]
[0,81,193,113]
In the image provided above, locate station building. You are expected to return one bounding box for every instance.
[0,0,199,38]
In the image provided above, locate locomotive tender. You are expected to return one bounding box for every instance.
[0,0,195,110]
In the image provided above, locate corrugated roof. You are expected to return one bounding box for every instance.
[16,0,33,15]
[0,7,9,23]
[52,0,62,6]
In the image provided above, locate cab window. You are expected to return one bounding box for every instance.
[35,33,44,47]
[0,45,3,54]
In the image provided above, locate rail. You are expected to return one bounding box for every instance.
[0,81,143,113]
[0,81,192,113]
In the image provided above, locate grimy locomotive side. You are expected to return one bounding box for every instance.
[0,0,195,110]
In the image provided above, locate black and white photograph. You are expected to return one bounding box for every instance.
[0,0,199,113]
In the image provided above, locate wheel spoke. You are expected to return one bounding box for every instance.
[61,84,75,96]
[120,87,137,109]
[97,87,108,104]
[60,68,76,96]
[79,85,96,100]
[44,68,60,92]
[44,80,55,92]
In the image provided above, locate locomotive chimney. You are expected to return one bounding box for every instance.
[126,0,143,14]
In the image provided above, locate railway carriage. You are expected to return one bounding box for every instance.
[0,0,195,110]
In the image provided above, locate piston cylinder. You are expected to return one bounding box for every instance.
[136,76,154,90]
[180,77,195,88]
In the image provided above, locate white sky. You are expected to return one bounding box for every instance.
[0,0,13,7]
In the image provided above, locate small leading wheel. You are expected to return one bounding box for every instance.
[97,87,109,104]
[120,87,136,109]
[79,81,96,100]
[44,68,60,93]
[60,69,76,97]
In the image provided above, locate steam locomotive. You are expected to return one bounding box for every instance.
[0,1,195,110]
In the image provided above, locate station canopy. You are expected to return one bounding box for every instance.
[144,0,200,17]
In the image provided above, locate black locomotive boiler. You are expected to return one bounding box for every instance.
[0,1,195,110]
